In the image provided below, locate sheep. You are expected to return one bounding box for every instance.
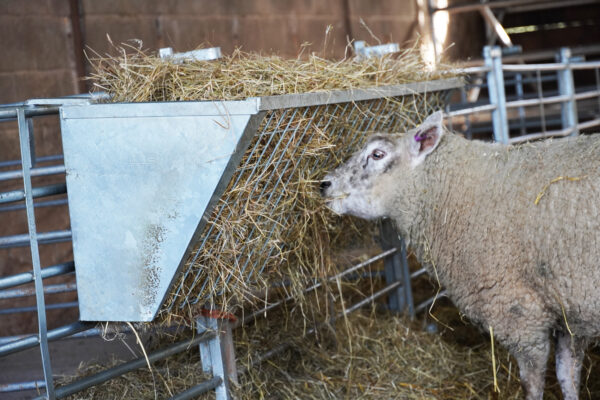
[320,111,600,400]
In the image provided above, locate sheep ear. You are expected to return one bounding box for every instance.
[408,111,444,167]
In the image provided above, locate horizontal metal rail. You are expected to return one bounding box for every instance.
[0,283,76,300]
[0,183,66,204]
[446,103,496,117]
[32,331,217,400]
[0,262,74,290]
[237,248,398,327]
[0,321,92,357]
[0,301,78,315]
[0,230,71,248]
[502,61,600,72]
[504,89,600,109]
[0,198,68,213]
[0,164,65,182]
[258,78,463,110]
[414,290,448,314]
[509,117,600,144]
[0,381,46,393]
[168,377,223,400]
[0,154,63,169]
[0,106,60,120]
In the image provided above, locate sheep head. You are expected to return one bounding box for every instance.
[320,111,445,220]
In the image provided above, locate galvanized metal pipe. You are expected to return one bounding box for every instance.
[32,331,217,400]
[0,154,63,169]
[415,290,449,314]
[0,380,46,393]
[0,230,71,248]
[0,183,67,204]
[0,282,76,300]
[0,164,66,182]
[0,321,91,357]
[237,248,398,327]
[168,377,223,400]
[0,261,74,290]
[0,301,78,315]
[17,108,55,399]
[0,198,68,213]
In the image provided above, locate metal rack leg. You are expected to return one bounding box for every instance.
[196,314,237,400]
[17,108,55,399]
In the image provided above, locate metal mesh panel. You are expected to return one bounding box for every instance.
[165,92,449,314]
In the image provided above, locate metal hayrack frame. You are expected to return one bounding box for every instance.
[0,77,461,399]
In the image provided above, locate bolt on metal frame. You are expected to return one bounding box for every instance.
[0,79,460,399]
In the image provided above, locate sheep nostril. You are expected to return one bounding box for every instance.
[319,180,332,194]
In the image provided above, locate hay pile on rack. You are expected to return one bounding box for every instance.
[88,43,458,322]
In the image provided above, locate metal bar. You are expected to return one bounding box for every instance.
[257,78,463,110]
[484,46,509,143]
[537,70,547,134]
[0,283,76,300]
[0,381,46,393]
[0,198,68,213]
[0,230,71,248]
[0,301,78,315]
[433,0,595,14]
[501,61,600,72]
[415,290,448,314]
[0,262,74,290]
[0,321,91,356]
[33,332,217,400]
[508,117,600,143]
[399,238,414,317]
[17,108,55,399]
[0,106,60,120]
[0,164,66,182]
[0,183,67,204]
[0,322,184,346]
[504,89,600,109]
[236,248,398,327]
[557,48,579,136]
[515,73,526,136]
[0,154,64,169]
[445,103,496,117]
[168,377,223,400]
[197,317,230,400]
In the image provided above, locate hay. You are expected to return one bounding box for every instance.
[88,43,452,102]
[88,42,456,322]
[60,304,600,400]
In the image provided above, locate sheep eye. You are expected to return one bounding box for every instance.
[371,149,386,160]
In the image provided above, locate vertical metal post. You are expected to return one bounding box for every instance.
[379,219,414,317]
[17,108,55,399]
[197,315,234,400]
[515,73,526,135]
[484,46,509,143]
[557,47,579,136]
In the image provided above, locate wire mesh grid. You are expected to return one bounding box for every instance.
[164,92,449,316]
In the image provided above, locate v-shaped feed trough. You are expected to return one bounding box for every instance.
[60,100,263,321]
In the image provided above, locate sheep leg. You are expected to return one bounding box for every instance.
[512,336,550,400]
[555,331,586,400]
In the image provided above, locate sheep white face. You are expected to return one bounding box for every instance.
[320,111,444,220]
